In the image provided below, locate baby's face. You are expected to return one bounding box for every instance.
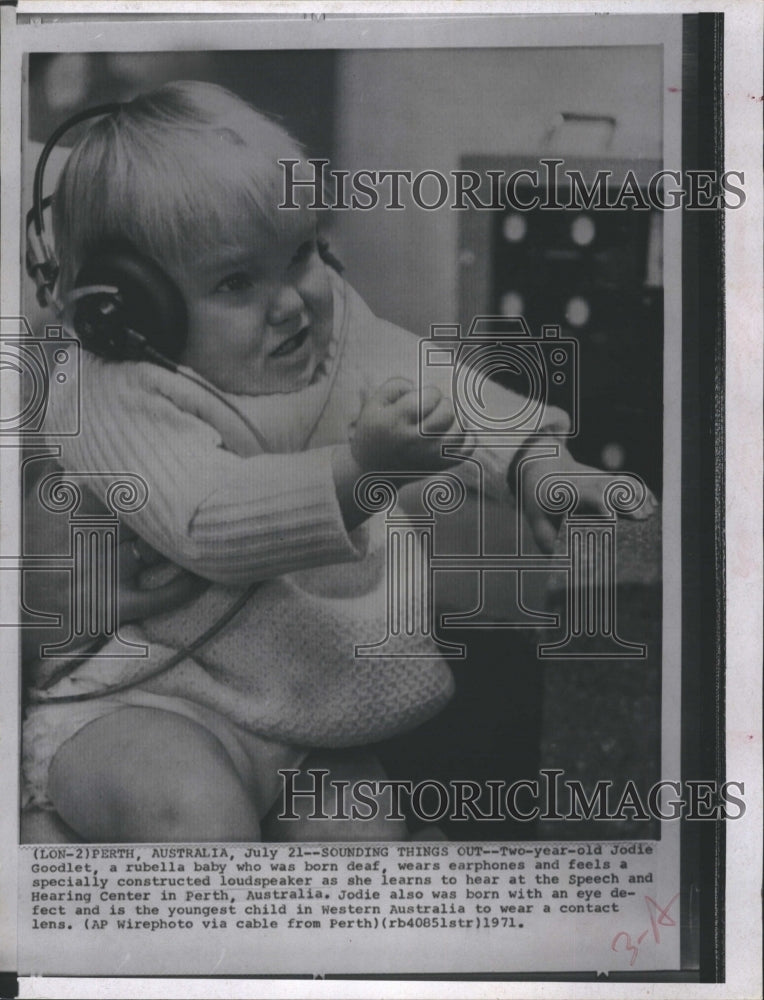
[170,221,334,395]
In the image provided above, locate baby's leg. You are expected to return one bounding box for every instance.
[21,808,83,844]
[263,748,409,842]
[48,707,261,842]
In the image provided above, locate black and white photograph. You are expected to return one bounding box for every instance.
[0,2,760,995]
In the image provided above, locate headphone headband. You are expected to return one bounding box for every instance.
[26,103,123,308]
[32,102,123,236]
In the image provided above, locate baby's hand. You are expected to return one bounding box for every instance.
[519,448,659,553]
[351,377,474,474]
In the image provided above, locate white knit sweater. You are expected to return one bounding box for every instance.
[47,277,570,746]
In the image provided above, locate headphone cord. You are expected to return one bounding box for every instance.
[56,308,275,455]
[28,580,260,705]
[161,355,273,455]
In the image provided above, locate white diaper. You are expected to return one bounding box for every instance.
[22,677,305,816]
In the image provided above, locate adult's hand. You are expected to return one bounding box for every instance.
[116,532,208,622]
[21,464,207,663]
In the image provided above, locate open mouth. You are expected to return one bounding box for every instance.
[270,326,310,358]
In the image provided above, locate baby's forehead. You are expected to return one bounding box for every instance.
[53,83,317,293]
[176,211,317,276]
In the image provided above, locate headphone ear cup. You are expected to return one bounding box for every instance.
[74,242,188,361]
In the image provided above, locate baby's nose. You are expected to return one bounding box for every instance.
[266,282,304,326]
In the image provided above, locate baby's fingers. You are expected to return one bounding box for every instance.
[390,385,432,424]
[372,377,415,406]
[444,431,476,461]
[420,394,455,434]
[625,487,659,520]
[419,385,444,421]
[526,508,560,554]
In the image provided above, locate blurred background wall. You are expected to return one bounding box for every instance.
[27,50,337,154]
[332,47,662,334]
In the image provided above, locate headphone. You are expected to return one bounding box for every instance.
[26,102,344,370]
[26,103,188,367]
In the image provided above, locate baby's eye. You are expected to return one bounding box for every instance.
[290,240,316,266]
[216,272,253,293]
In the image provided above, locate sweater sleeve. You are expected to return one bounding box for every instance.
[48,358,365,585]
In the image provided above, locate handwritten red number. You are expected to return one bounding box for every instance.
[645,892,679,944]
[611,930,640,966]
[612,893,680,967]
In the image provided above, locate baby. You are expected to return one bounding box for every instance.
[23,81,654,843]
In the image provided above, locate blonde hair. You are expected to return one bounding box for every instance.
[52,80,307,293]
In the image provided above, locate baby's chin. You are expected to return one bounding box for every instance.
[282,329,335,393]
